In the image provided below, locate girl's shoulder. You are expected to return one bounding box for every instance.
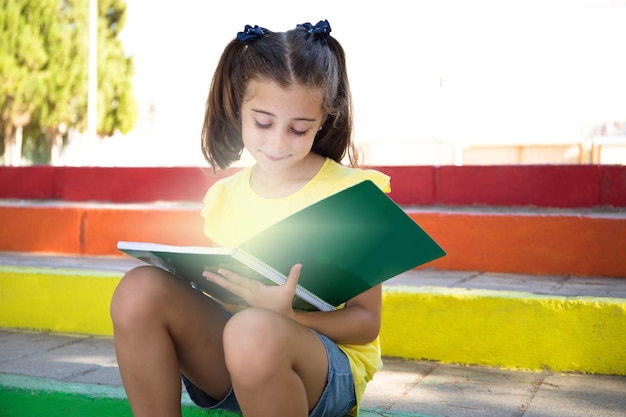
[202,167,252,203]
[200,167,254,245]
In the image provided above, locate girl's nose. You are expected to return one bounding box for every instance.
[267,129,289,151]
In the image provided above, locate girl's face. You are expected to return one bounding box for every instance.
[241,78,324,176]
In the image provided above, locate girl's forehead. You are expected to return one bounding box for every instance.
[243,79,324,115]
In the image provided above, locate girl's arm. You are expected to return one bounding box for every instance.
[292,285,381,345]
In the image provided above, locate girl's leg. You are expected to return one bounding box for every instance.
[110,266,231,417]
[223,308,331,417]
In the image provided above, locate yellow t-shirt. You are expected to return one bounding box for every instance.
[201,157,391,416]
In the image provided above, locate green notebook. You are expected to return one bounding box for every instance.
[117,180,446,311]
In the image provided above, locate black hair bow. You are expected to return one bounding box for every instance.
[297,20,332,41]
[236,25,269,42]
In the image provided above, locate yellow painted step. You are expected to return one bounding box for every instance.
[1,262,625,376]
[0,265,119,336]
[381,286,626,376]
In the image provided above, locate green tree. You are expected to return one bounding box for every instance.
[97,0,137,138]
[0,0,50,165]
[0,0,136,165]
[37,0,89,164]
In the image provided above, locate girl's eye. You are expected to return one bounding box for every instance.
[291,128,308,136]
[253,119,310,136]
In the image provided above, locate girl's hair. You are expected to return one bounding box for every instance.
[201,21,358,171]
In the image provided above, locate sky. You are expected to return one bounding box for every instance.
[63,0,626,166]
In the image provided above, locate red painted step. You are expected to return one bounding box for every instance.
[2,165,625,207]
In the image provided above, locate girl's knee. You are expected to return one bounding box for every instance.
[223,309,289,373]
[110,266,171,325]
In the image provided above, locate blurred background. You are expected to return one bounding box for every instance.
[2,0,626,166]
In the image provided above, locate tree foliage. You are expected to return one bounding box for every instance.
[97,0,137,137]
[37,0,89,163]
[0,0,137,165]
[0,0,50,164]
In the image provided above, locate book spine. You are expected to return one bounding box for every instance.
[233,249,335,312]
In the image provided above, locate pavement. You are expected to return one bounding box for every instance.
[1,329,626,417]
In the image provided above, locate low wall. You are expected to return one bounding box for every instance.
[2,165,625,207]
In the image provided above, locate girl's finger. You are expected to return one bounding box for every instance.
[286,263,302,291]
[203,270,249,296]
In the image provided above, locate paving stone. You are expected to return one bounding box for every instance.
[523,373,626,417]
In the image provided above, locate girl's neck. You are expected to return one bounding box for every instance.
[249,153,325,199]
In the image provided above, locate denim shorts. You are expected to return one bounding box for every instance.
[182,330,356,417]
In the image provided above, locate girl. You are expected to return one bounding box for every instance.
[110,20,390,417]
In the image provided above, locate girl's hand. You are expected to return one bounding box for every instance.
[202,263,302,318]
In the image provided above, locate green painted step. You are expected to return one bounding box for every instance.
[0,374,429,417]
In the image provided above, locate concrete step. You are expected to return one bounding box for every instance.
[1,330,626,417]
[1,252,624,375]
